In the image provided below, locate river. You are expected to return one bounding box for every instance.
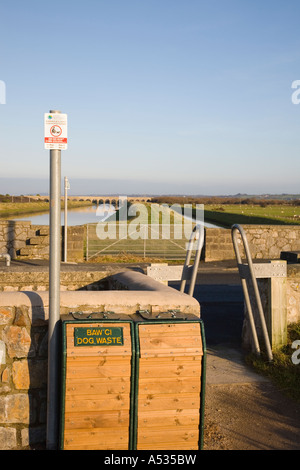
[9,204,222,228]
[8,205,112,226]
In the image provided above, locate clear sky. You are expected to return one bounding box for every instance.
[1,0,300,196]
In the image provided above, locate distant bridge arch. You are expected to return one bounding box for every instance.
[31,195,153,205]
[67,196,153,205]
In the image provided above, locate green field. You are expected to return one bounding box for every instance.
[202,204,300,227]
[0,200,92,219]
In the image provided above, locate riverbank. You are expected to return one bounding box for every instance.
[0,200,92,219]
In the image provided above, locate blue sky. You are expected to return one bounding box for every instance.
[1,0,300,195]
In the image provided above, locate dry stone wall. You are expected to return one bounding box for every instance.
[0,302,48,449]
[243,225,300,260]
[205,225,300,261]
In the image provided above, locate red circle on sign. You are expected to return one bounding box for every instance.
[50,125,62,137]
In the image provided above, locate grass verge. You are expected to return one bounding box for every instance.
[86,251,183,264]
[246,322,300,402]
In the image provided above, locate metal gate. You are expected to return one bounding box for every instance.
[86,222,198,260]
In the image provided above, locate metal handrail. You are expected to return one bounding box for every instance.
[231,224,273,361]
[180,224,204,297]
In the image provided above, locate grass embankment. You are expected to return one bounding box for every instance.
[202,204,300,227]
[0,200,92,219]
[247,322,300,402]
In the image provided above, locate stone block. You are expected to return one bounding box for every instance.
[1,368,9,384]
[12,359,47,390]
[3,286,19,292]
[14,306,31,327]
[3,326,34,358]
[0,427,17,449]
[0,307,14,325]
[4,394,32,424]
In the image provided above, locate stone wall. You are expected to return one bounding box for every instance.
[243,225,300,260]
[204,228,235,261]
[63,225,85,263]
[0,300,48,449]
[205,225,300,261]
[0,221,33,259]
[0,266,120,292]
[0,221,84,262]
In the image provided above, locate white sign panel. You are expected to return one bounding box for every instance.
[44,113,68,150]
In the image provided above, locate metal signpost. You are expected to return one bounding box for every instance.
[44,110,68,449]
[64,176,70,263]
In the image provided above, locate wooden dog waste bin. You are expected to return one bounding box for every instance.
[133,312,206,450]
[60,314,135,450]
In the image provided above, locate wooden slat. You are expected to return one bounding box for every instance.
[137,409,199,428]
[139,355,202,363]
[66,356,130,366]
[65,376,130,395]
[67,347,132,357]
[137,392,200,411]
[138,360,202,378]
[66,362,131,379]
[64,410,129,430]
[64,428,129,449]
[137,428,198,445]
[139,348,202,358]
[139,335,202,349]
[138,323,200,336]
[64,394,130,413]
[64,443,129,450]
[138,376,201,394]
[137,443,198,450]
[140,338,203,358]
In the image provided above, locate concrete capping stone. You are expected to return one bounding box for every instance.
[110,270,181,292]
[0,271,200,317]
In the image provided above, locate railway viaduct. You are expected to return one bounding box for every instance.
[33,195,153,207]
